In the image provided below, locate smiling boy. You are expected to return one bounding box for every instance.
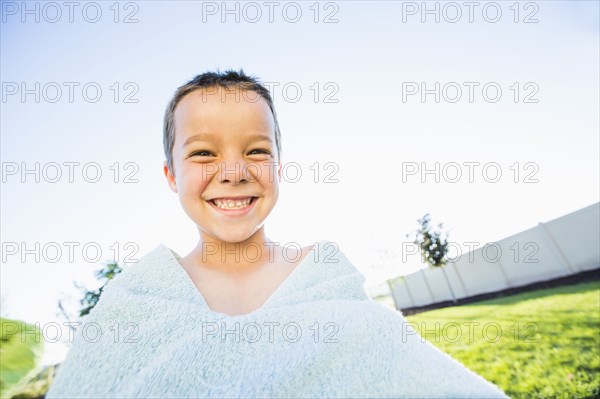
[162,74,314,317]
[46,69,510,399]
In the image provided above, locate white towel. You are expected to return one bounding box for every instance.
[46,239,510,398]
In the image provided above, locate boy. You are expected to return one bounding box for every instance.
[161,70,314,317]
[46,69,510,398]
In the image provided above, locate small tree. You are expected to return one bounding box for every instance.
[406,213,450,268]
[77,261,123,317]
[57,260,124,328]
[406,213,457,303]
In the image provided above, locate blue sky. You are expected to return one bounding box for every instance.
[1,1,599,364]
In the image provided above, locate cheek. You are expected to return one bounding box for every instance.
[178,166,210,196]
[254,163,279,186]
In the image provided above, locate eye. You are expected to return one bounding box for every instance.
[249,149,271,155]
[190,150,214,157]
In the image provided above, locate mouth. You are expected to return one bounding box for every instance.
[207,196,258,212]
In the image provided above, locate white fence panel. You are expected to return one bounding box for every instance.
[424,267,455,303]
[445,263,469,298]
[451,245,510,297]
[404,271,434,307]
[499,226,571,287]
[390,278,414,309]
[543,204,600,272]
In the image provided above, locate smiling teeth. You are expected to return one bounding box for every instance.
[213,198,253,209]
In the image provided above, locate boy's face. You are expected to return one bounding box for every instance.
[163,87,281,245]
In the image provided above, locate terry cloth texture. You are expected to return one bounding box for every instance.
[46,239,510,398]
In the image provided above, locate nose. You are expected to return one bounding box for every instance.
[217,159,251,184]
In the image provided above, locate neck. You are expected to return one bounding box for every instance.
[192,228,278,272]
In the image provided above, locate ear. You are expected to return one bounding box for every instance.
[163,161,178,193]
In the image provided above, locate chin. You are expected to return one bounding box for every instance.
[204,228,259,245]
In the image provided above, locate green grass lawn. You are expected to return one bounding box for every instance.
[405,280,600,399]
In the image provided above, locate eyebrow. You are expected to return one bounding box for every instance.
[183,132,273,147]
